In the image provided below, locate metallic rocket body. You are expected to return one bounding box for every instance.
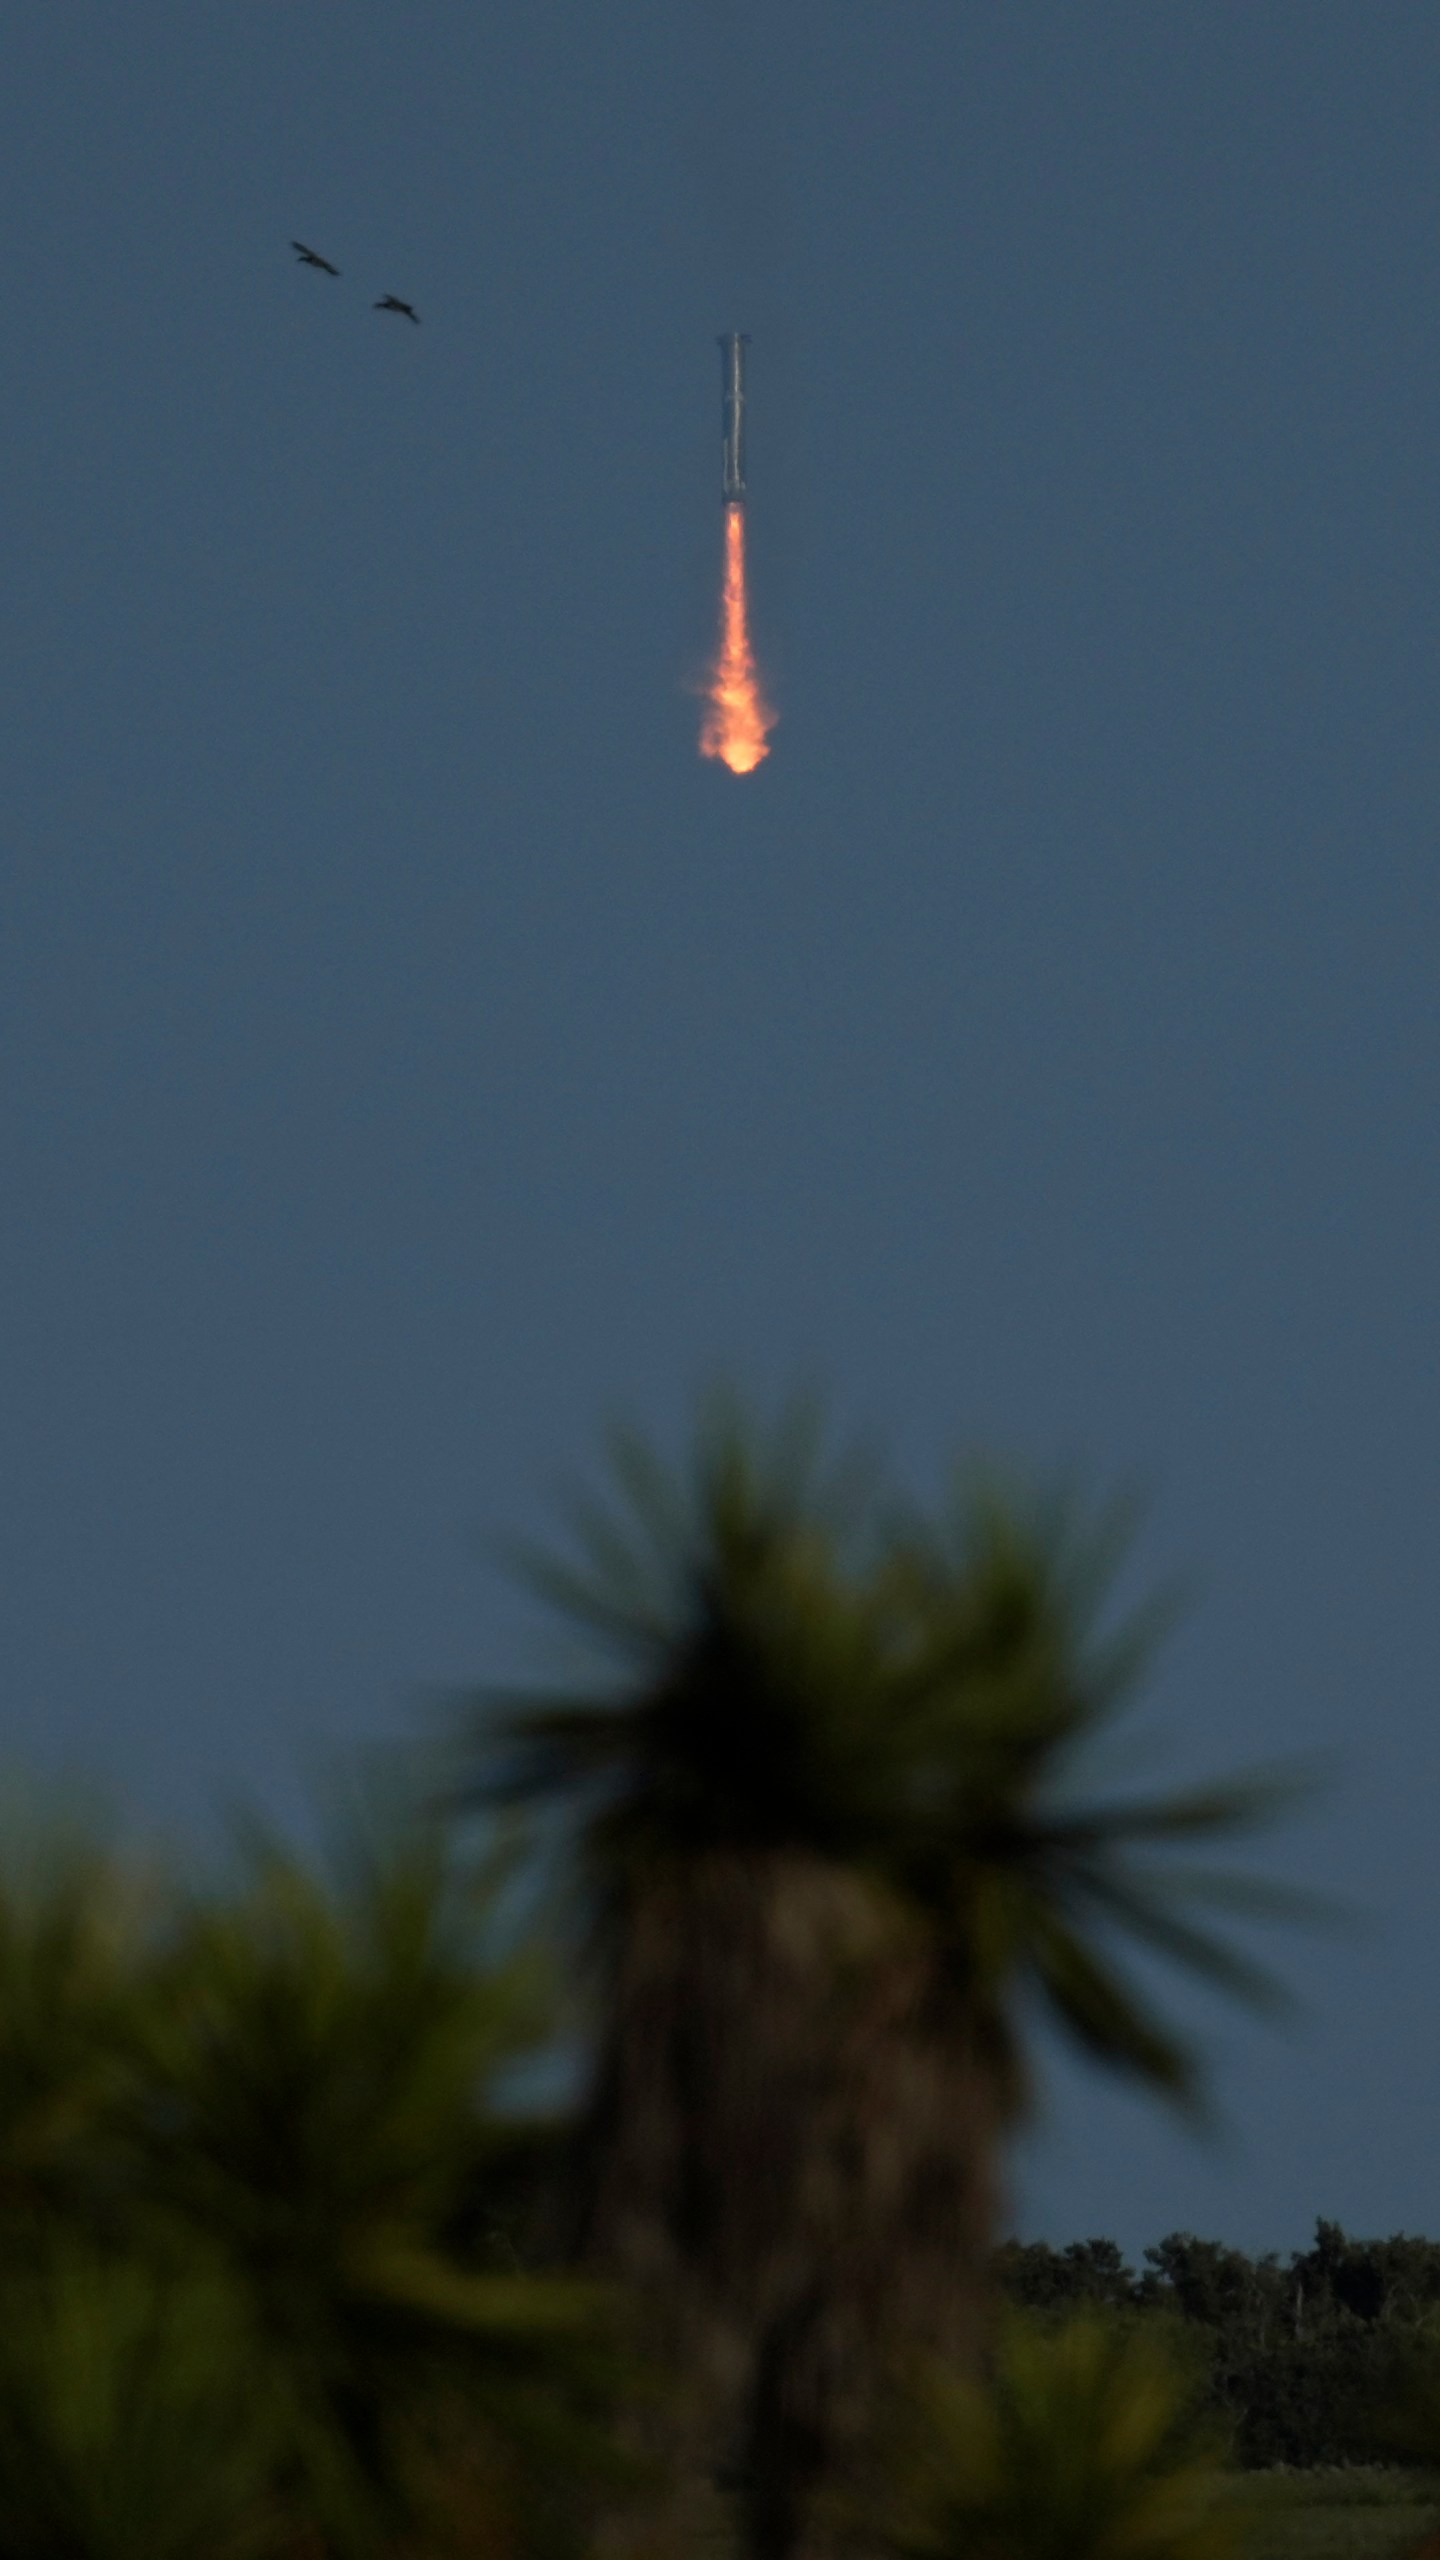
[719,330,749,506]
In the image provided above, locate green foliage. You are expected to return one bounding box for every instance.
[0,1806,627,2560]
[996,2238,1138,2313]
[881,2314,1243,2560]
[126,1822,624,2557]
[999,2225,1440,2469]
[0,2245,279,2560]
[0,1821,152,2247]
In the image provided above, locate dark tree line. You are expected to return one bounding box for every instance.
[998,2222,1440,2467]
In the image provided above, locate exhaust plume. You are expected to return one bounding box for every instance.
[700,504,776,776]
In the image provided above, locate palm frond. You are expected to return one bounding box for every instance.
[0,2247,281,2560]
[350,2246,607,2342]
[1024,1910,1199,2105]
[1067,1867,1292,2016]
[883,2314,1241,2560]
[1051,1763,1316,1847]
[502,1534,673,1658]
[1145,1865,1343,1928]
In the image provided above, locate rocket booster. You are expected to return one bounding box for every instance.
[719,330,749,506]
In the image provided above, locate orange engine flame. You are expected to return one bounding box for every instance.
[700,504,776,775]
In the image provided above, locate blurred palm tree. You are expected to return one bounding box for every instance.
[0,1809,153,2250]
[0,2244,281,2560]
[880,2314,1243,2560]
[459,1401,1300,2560]
[127,1818,624,2560]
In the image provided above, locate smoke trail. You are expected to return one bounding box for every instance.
[700,505,776,776]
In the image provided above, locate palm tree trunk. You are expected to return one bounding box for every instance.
[576,1851,1002,2560]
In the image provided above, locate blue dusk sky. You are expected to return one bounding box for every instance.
[1,4,1436,2256]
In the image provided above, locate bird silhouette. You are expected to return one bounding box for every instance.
[374,295,421,325]
[291,241,341,276]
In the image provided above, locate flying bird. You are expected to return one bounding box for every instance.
[291,241,340,276]
[374,295,420,325]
